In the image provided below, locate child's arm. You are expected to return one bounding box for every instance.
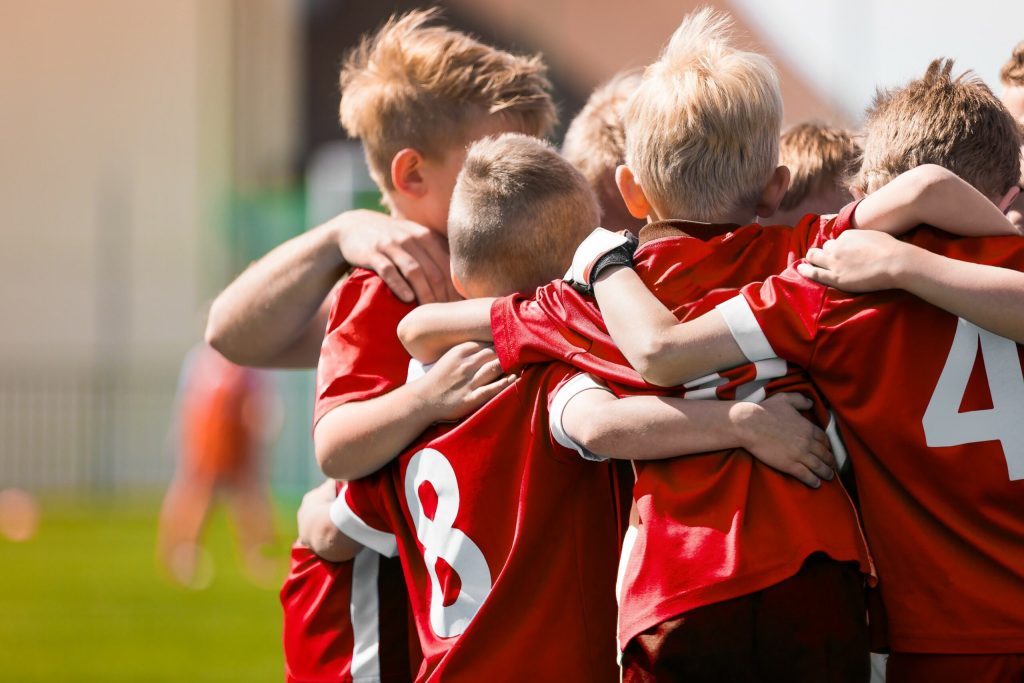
[314,342,515,479]
[558,385,835,488]
[852,164,1019,237]
[206,210,455,368]
[591,266,746,386]
[296,479,362,563]
[397,299,496,363]
[798,230,1024,342]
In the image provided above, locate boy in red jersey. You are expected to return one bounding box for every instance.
[774,122,860,226]
[271,10,557,682]
[329,134,835,682]
[579,61,1024,683]
[395,15,1023,683]
[281,480,418,683]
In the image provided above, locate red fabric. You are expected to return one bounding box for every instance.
[280,544,416,683]
[738,228,1024,653]
[886,652,1024,683]
[621,555,870,683]
[314,269,416,427]
[179,344,265,480]
[490,206,872,649]
[333,364,624,683]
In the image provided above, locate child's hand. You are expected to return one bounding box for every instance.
[416,342,517,422]
[331,209,459,304]
[297,479,357,562]
[733,393,835,488]
[797,230,909,293]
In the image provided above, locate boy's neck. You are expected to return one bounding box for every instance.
[647,206,756,227]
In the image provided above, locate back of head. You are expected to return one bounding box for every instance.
[563,70,645,231]
[1001,41,1024,87]
[339,9,557,190]
[625,8,783,221]
[857,59,1022,198]
[779,122,860,213]
[448,134,600,296]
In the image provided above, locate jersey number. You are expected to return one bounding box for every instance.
[404,448,492,637]
[922,319,1024,481]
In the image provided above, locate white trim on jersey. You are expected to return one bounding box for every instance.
[716,295,778,363]
[548,373,615,462]
[406,359,432,383]
[825,412,850,473]
[350,548,383,682]
[615,524,639,662]
[330,494,398,558]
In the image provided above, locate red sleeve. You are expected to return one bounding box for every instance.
[330,479,398,558]
[716,266,827,372]
[784,199,862,256]
[314,269,416,426]
[490,281,645,386]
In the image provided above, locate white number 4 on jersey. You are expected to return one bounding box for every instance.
[923,319,1024,481]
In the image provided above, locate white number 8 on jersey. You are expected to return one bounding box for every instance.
[404,448,492,638]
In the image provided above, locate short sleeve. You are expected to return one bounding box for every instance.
[490,281,643,386]
[716,266,827,371]
[329,480,398,558]
[547,372,615,462]
[806,199,862,249]
[314,269,416,426]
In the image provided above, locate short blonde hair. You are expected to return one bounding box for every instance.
[1001,41,1024,87]
[562,70,642,191]
[779,123,861,211]
[625,9,782,220]
[339,9,556,190]
[449,134,599,295]
[856,59,1022,198]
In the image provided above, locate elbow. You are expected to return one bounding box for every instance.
[912,164,957,199]
[314,436,365,481]
[629,337,681,388]
[396,312,424,357]
[204,299,249,364]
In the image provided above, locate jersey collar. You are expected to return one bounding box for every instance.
[637,219,740,247]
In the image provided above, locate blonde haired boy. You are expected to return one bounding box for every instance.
[775,122,860,225]
[1001,41,1024,123]
[579,57,1024,683]
[259,12,555,683]
[562,71,646,234]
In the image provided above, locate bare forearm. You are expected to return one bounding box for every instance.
[896,247,1024,342]
[397,299,495,363]
[854,165,1016,237]
[314,382,438,480]
[207,223,346,367]
[570,394,754,460]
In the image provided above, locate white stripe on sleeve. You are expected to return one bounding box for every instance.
[330,494,398,558]
[548,373,615,462]
[716,295,778,363]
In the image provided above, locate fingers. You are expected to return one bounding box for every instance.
[471,358,505,386]
[382,243,440,304]
[787,463,822,489]
[368,254,416,303]
[810,427,837,469]
[802,446,835,482]
[796,262,837,287]
[399,238,450,303]
[469,373,518,406]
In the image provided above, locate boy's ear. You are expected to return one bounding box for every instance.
[998,185,1022,214]
[755,165,791,219]
[391,148,429,199]
[615,165,654,220]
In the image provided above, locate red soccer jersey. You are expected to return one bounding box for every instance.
[722,228,1024,654]
[328,363,625,683]
[281,543,416,683]
[315,269,415,427]
[490,209,874,648]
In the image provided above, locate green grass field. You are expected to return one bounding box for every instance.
[0,495,297,682]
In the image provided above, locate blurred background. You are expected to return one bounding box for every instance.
[1,1,1021,681]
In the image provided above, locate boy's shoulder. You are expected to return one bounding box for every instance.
[326,267,416,334]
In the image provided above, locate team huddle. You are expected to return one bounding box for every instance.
[206,8,1024,683]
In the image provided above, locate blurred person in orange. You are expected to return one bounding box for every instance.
[157,342,277,588]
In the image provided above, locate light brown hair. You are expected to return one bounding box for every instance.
[448,134,599,295]
[856,59,1021,198]
[339,9,557,190]
[779,123,860,211]
[1001,41,1024,86]
[563,70,641,191]
[625,9,783,220]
